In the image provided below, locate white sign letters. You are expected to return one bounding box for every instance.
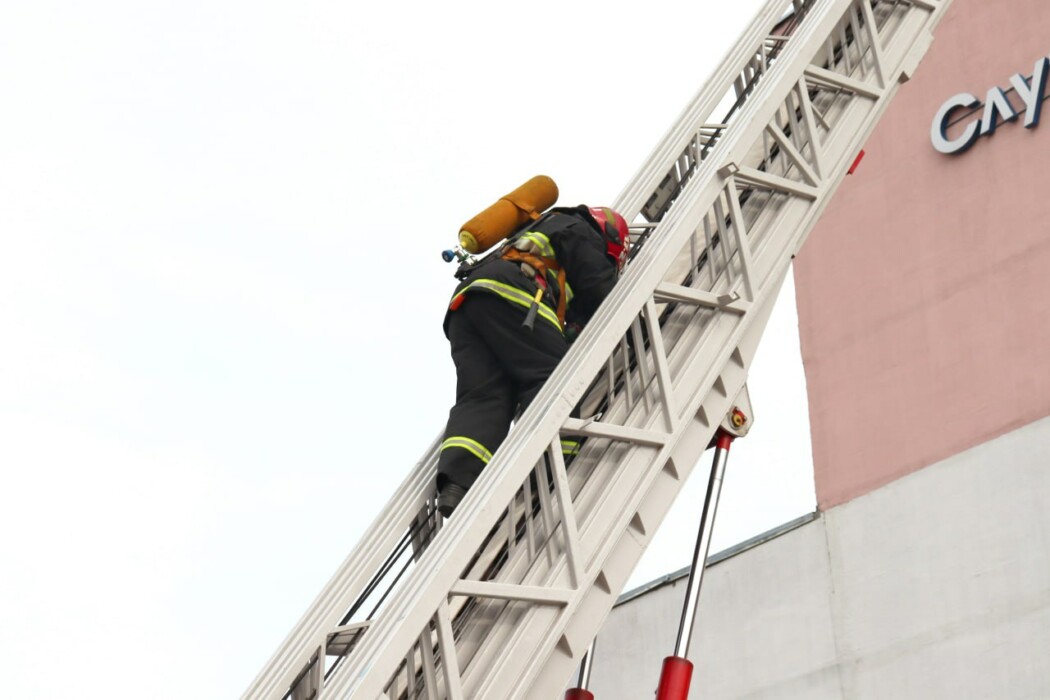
[931,56,1050,154]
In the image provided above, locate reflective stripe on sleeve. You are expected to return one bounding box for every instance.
[561,439,581,457]
[520,231,555,258]
[440,436,494,464]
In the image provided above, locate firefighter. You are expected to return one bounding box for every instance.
[437,205,630,517]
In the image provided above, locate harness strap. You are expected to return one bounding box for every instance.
[501,248,567,326]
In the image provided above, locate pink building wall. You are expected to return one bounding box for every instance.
[794,0,1050,509]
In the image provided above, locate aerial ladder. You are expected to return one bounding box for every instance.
[243,0,953,697]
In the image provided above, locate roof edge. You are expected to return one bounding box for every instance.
[615,510,820,606]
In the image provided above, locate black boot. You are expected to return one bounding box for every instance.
[437,482,467,518]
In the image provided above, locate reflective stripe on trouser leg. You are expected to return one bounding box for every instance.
[440,437,493,465]
[561,439,580,457]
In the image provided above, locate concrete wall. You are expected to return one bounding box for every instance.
[793,0,1050,509]
[587,416,1050,698]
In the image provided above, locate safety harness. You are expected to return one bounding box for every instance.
[449,212,572,332]
[500,246,567,327]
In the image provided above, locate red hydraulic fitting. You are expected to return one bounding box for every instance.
[655,656,694,700]
[564,689,595,700]
[731,408,747,428]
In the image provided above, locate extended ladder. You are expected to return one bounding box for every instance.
[243,0,952,697]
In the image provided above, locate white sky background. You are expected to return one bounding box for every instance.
[0,1,814,697]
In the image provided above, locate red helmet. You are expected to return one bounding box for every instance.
[588,206,630,271]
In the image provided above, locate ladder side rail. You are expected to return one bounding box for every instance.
[261,5,819,688]
[247,0,953,696]
[331,0,957,696]
[241,436,441,700]
[247,3,797,692]
[322,1,864,692]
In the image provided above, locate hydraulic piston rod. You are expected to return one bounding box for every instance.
[674,431,733,658]
[656,389,751,700]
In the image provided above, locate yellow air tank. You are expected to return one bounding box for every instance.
[458,175,559,254]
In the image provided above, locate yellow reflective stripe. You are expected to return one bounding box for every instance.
[561,439,581,456]
[441,436,493,463]
[521,231,555,257]
[456,279,562,332]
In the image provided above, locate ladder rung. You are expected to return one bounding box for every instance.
[327,620,372,654]
[803,64,882,99]
[733,166,820,200]
[331,620,372,635]
[561,418,670,447]
[449,580,573,606]
[653,284,750,313]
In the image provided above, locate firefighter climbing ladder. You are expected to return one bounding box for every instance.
[244,0,952,697]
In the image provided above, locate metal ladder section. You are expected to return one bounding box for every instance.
[242,0,952,697]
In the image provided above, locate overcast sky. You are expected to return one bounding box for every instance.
[0,1,814,697]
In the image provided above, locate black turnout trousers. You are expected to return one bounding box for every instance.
[437,293,567,492]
